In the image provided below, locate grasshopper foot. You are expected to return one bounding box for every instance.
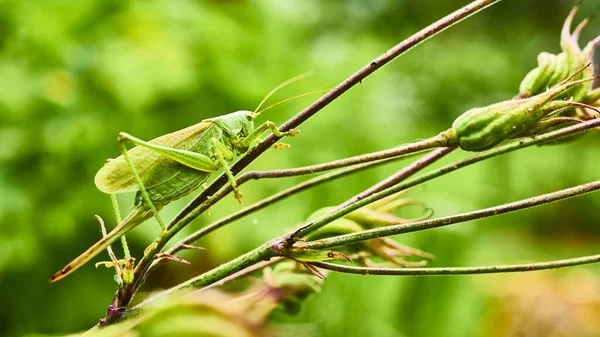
[234,191,244,204]
[286,129,299,137]
[272,143,291,150]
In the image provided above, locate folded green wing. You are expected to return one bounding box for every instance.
[94,121,213,194]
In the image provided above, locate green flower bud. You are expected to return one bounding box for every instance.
[517,6,599,105]
[518,6,593,99]
[453,76,592,151]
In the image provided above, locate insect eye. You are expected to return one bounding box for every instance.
[327,252,334,258]
[245,112,253,121]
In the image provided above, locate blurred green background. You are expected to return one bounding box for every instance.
[2,0,600,336]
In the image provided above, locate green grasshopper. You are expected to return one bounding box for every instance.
[50,77,312,283]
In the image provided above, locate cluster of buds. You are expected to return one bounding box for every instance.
[447,6,600,152]
[517,6,600,112]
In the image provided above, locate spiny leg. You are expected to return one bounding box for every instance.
[247,136,289,150]
[211,137,243,203]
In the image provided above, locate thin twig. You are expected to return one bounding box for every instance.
[236,135,448,182]
[312,254,600,275]
[299,180,600,250]
[290,147,456,240]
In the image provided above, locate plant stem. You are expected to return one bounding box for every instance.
[312,254,600,275]
[291,147,456,240]
[299,180,600,250]
[236,135,448,181]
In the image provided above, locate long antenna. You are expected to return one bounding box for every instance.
[253,72,313,114]
[255,88,332,116]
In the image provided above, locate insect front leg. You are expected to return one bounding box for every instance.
[236,121,299,149]
[210,137,243,203]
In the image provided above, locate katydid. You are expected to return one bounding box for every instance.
[50,78,313,283]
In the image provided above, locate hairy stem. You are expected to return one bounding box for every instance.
[234,134,448,182]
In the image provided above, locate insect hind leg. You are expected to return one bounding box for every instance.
[118,140,167,233]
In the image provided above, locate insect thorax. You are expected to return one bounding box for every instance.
[210,110,255,154]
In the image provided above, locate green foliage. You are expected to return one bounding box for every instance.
[3,0,600,336]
